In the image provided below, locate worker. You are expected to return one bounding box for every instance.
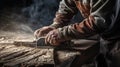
[34,0,120,67]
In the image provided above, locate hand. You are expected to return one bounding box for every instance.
[45,29,64,46]
[34,26,55,38]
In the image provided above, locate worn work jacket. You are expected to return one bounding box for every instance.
[51,0,120,40]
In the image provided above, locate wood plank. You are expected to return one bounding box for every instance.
[25,49,54,66]
[0,48,40,64]
[4,50,47,66]
[0,47,34,61]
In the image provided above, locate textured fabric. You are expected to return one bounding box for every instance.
[51,0,120,40]
[50,0,78,29]
[96,39,120,67]
[50,0,120,67]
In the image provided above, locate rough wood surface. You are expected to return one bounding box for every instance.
[0,43,54,67]
[0,39,97,67]
[0,43,81,67]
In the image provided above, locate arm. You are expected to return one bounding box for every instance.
[50,0,78,28]
[34,0,78,38]
[57,0,117,40]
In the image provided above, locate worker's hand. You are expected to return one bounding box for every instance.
[45,29,64,46]
[34,26,55,38]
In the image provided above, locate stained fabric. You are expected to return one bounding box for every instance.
[49,0,120,67]
[51,0,120,41]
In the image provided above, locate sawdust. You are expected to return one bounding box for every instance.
[0,30,35,43]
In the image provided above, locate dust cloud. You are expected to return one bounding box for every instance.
[0,14,36,43]
[0,24,35,43]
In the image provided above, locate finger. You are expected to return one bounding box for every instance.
[38,28,48,37]
[45,33,51,45]
[37,30,41,37]
[49,35,55,45]
[52,38,57,46]
[34,29,39,36]
[45,34,49,45]
[51,35,61,46]
[34,30,41,38]
[47,34,53,45]
[38,29,46,37]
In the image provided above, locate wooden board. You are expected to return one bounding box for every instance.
[0,43,54,67]
[0,39,98,67]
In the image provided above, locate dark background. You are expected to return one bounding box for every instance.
[0,0,83,40]
[0,0,82,30]
[0,0,60,31]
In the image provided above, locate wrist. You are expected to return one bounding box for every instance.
[50,22,65,29]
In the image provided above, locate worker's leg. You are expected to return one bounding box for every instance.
[54,39,100,67]
[96,39,120,67]
[108,40,120,67]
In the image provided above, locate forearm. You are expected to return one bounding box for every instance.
[57,16,98,40]
[50,0,78,28]
[56,0,117,40]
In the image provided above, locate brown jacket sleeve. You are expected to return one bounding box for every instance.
[50,0,78,28]
[57,0,117,40]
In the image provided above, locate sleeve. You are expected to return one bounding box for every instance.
[50,0,78,28]
[57,0,117,40]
